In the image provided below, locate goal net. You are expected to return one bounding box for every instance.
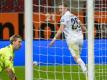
[94,0,107,80]
[33,0,107,80]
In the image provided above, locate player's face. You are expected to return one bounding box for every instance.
[58,5,65,15]
[13,38,22,50]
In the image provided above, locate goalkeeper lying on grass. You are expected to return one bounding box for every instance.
[0,35,22,80]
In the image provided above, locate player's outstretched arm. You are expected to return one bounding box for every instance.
[5,68,17,80]
[49,37,56,47]
[49,24,65,47]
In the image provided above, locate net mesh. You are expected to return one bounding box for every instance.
[33,0,107,80]
[1,0,107,80]
[33,0,87,80]
[94,0,107,80]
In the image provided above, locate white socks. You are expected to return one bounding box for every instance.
[77,58,87,74]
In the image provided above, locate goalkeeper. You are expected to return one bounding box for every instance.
[0,35,22,80]
[49,3,87,75]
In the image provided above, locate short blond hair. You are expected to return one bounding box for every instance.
[10,34,22,44]
[58,2,70,9]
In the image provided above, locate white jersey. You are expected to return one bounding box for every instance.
[60,11,83,43]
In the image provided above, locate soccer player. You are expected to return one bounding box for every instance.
[49,3,87,75]
[0,35,22,80]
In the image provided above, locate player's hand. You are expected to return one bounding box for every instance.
[49,40,55,47]
[49,37,56,47]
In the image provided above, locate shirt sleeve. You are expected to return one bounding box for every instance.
[60,15,69,25]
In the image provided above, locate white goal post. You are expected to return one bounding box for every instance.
[87,0,94,80]
[25,0,107,80]
[25,0,33,80]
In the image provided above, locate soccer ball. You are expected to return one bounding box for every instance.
[33,61,38,66]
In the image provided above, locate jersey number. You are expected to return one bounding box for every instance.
[71,17,80,30]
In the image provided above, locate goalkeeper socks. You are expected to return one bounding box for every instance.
[77,58,87,74]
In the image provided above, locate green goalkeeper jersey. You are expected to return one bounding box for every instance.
[0,44,14,72]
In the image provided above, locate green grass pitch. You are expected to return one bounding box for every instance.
[34,65,107,80]
[0,65,107,80]
[34,65,86,80]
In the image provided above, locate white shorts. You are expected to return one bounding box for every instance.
[66,37,83,57]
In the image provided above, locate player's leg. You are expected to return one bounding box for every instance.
[73,55,88,80]
[68,42,87,74]
[76,57,87,73]
[78,41,87,73]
